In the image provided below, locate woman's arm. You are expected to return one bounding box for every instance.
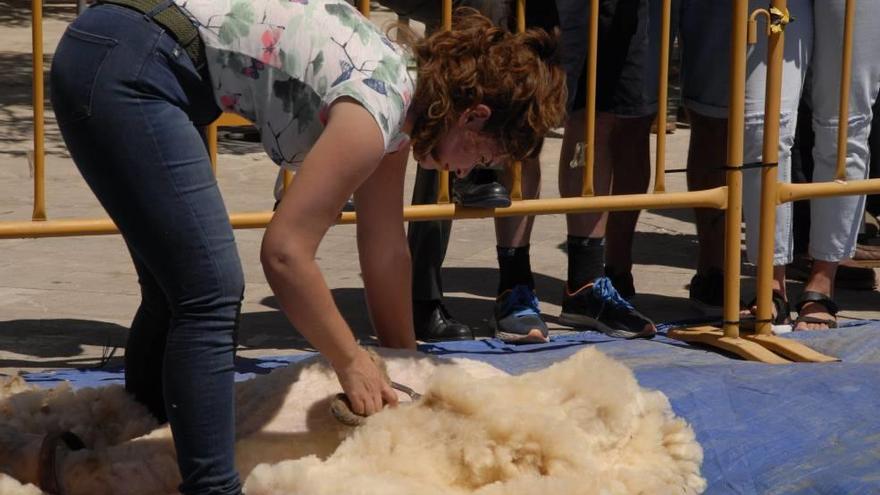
[354,145,417,350]
[261,98,398,415]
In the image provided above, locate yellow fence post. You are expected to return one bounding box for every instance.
[581,0,599,196]
[753,0,787,338]
[722,0,748,341]
[508,0,526,201]
[435,0,452,204]
[207,122,219,175]
[31,0,46,221]
[834,0,856,180]
[652,0,671,194]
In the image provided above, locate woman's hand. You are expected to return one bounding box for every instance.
[333,348,399,416]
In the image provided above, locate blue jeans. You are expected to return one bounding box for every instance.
[50,4,242,494]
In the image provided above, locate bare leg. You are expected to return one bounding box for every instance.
[560,111,614,238]
[604,114,654,273]
[495,156,541,247]
[686,111,727,274]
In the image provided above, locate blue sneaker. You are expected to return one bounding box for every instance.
[493,284,549,344]
[559,277,656,339]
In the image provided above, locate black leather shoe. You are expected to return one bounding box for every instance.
[453,169,511,208]
[413,301,474,342]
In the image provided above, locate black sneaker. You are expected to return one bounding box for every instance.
[559,277,656,339]
[492,285,549,344]
[604,265,635,300]
[453,169,511,208]
[688,268,724,313]
[413,301,474,342]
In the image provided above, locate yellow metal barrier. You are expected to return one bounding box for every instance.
[508,0,526,201]
[12,0,877,364]
[748,0,865,362]
[668,0,776,362]
[436,0,452,204]
[581,0,600,197]
[835,0,856,180]
[31,0,46,221]
[0,188,728,238]
[651,0,672,194]
[669,0,878,363]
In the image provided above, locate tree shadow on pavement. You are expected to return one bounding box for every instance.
[0,0,75,28]
[0,318,126,370]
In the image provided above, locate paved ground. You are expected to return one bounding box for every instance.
[2,2,879,375]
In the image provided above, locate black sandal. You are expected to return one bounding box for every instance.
[794,291,839,330]
[38,431,86,495]
[741,290,791,329]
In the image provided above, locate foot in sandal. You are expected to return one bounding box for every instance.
[739,290,791,330]
[793,291,838,331]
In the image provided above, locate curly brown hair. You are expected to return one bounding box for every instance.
[400,8,567,163]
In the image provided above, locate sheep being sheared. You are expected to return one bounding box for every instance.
[0,348,705,495]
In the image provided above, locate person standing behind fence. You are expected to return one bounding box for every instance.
[381,0,658,343]
[640,0,747,314]
[49,1,565,492]
[506,0,658,341]
[376,0,563,343]
[376,0,524,342]
[738,0,880,330]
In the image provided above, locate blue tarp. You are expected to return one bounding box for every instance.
[22,321,880,494]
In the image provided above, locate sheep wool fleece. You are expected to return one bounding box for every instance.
[0,348,704,494]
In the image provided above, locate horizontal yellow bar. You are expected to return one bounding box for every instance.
[778,178,880,204]
[0,188,727,239]
[214,113,252,127]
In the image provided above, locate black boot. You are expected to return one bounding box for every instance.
[453,168,511,208]
[413,300,474,342]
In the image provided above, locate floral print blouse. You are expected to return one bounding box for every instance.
[174,0,414,169]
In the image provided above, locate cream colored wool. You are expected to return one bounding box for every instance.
[244,348,705,495]
[0,348,704,495]
[0,375,159,448]
[0,349,500,494]
[0,475,42,495]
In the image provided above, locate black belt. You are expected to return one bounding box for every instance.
[97,0,205,69]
